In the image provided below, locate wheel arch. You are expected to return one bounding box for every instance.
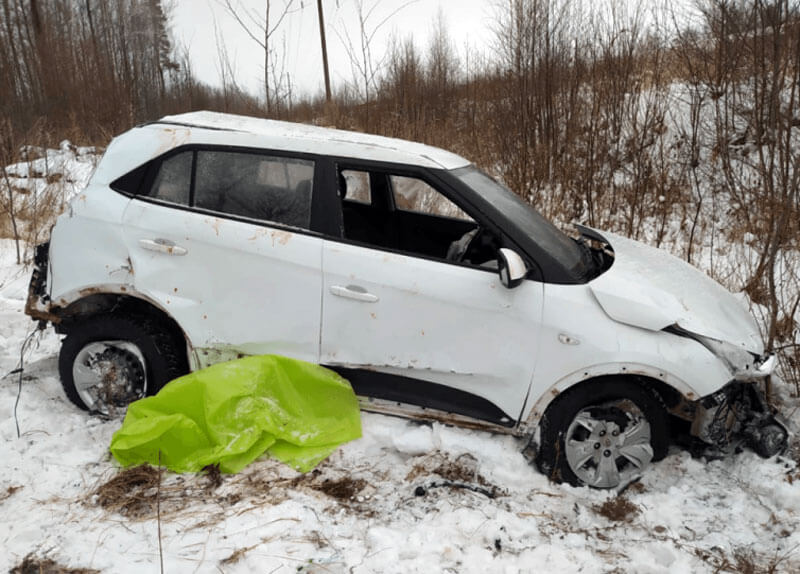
[53,291,190,366]
[523,365,694,431]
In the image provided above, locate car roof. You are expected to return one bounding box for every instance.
[150,111,471,170]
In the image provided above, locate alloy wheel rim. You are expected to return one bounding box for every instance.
[72,341,147,415]
[564,400,653,488]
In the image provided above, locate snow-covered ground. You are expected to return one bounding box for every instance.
[1,138,799,572]
[1,141,99,260]
[1,238,799,573]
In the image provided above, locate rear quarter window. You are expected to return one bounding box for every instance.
[149,151,192,205]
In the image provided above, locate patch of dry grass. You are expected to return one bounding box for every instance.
[593,495,640,523]
[9,554,98,574]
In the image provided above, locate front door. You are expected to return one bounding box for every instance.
[320,168,543,422]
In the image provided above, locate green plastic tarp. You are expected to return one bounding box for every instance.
[109,355,362,473]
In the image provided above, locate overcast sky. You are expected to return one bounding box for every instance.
[171,0,497,99]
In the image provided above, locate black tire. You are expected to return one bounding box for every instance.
[58,314,188,414]
[535,379,669,488]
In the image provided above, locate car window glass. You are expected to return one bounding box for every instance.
[194,151,314,229]
[150,151,191,205]
[341,170,371,204]
[391,175,473,221]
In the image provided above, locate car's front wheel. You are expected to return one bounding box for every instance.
[536,380,669,488]
[58,315,187,415]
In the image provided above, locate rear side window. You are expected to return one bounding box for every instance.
[150,151,192,205]
[194,151,314,229]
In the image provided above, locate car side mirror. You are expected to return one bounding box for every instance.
[497,248,527,288]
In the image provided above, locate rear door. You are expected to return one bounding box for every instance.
[121,147,323,367]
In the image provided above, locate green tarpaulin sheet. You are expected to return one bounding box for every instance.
[109,355,362,473]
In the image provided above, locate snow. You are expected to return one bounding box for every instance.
[159,111,472,170]
[1,237,800,572]
[1,142,100,257]
[2,132,800,571]
[5,141,98,195]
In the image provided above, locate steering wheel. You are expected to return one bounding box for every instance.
[446,228,482,262]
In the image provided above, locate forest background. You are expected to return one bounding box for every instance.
[1,0,798,388]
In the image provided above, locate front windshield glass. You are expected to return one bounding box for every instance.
[455,166,587,279]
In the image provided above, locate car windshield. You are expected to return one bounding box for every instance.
[455,166,589,279]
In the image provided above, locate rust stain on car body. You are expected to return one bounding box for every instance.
[204,217,222,236]
[271,230,292,246]
[248,228,270,241]
[156,127,190,155]
[79,287,103,297]
[24,301,61,324]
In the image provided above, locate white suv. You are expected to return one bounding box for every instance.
[25,111,786,488]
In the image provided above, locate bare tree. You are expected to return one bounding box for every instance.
[336,0,416,128]
[425,9,459,121]
[0,118,21,263]
[218,0,297,114]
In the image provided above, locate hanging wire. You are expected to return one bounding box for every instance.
[3,326,43,439]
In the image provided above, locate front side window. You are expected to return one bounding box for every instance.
[334,166,497,265]
[341,170,372,204]
[391,175,472,221]
[193,151,314,229]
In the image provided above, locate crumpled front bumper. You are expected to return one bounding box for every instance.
[676,365,789,458]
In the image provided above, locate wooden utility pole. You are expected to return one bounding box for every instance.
[316,0,332,104]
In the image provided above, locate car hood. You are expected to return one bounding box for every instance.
[582,226,763,354]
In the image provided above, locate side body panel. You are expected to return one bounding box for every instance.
[520,282,733,425]
[120,199,323,366]
[320,240,544,421]
[47,185,134,303]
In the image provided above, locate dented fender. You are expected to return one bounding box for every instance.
[520,280,735,430]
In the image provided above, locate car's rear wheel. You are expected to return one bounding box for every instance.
[536,380,669,488]
[58,315,187,415]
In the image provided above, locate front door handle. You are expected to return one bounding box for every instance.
[139,238,188,256]
[330,284,379,303]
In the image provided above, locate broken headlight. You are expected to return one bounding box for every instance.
[693,335,773,380]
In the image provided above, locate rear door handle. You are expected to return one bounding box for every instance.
[330,284,379,303]
[139,238,188,256]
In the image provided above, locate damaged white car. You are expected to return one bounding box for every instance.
[25,111,788,488]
